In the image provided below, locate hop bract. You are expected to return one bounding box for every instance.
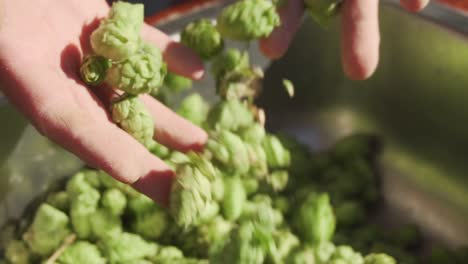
[181,19,224,60]
[106,43,167,95]
[169,155,215,229]
[79,55,112,86]
[111,95,155,148]
[90,2,143,61]
[217,0,280,41]
[293,192,336,245]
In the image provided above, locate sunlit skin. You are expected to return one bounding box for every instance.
[259,0,430,80]
[0,0,207,206]
[0,0,430,206]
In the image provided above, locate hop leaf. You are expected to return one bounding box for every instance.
[217,0,280,41]
[106,43,167,95]
[22,204,71,256]
[293,192,336,245]
[90,2,144,60]
[181,19,224,60]
[111,95,155,148]
[79,55,112,86]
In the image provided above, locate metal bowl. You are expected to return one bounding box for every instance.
[1,0,468,250]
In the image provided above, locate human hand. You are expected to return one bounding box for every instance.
[259,0,430,80]
[0,0,207,206]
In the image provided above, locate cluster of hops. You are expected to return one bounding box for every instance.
[2,1,464,264]
[79,1,167,148]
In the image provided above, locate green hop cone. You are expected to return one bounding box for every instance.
[80,55,112,86]
[99,232,158,263]
[211,48,250,81]
[59,241,106,264]
[217,0,280,41]
[46,191,70,212]
[5,240,31,264]
[102,188,127,216]
[286,246,316,264]
[111,95,155,148]
[132,208,168,240]
[206,99,254,131]
[170,155,215,229]
[240,123,266,144]
[108,1,145,30]
[164,72,193,93]
[222,176,247,221]
[293,192,336,245]
[304,0,342,27]
[207,130,250,174]
[211,222,270,264]
[90,2,143,61]
[177,93,210,126]
[263,134,291,169]
[329,245,364,264]
[106,43,167,95]
[181,19,224,60]
[270,230,300,262]
[364,253,397,264]
[22,204,71,256]
[70,188,100,239]
[241,195,283,229]
[90,209,123,240]
[266,170,289,192]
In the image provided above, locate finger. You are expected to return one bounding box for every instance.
[91,84,208,153]
[341,0,380,80]
[400,0,430,12]
[2,76,176,206]
[142,24,205,80]
[259,0,305,59]
[140,94,208,152]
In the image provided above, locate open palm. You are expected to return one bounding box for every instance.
[0,0,207,206]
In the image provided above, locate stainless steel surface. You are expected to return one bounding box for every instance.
[1,0,468,250]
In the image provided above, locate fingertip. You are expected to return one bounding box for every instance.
[343,55,378,80]
[400,0,430,12]
[140,95,208,152]
[142,24,205,80]
[132,168,175,207]
[341,0,380,81]
[259,38,287,59]
[259,0,304,60]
